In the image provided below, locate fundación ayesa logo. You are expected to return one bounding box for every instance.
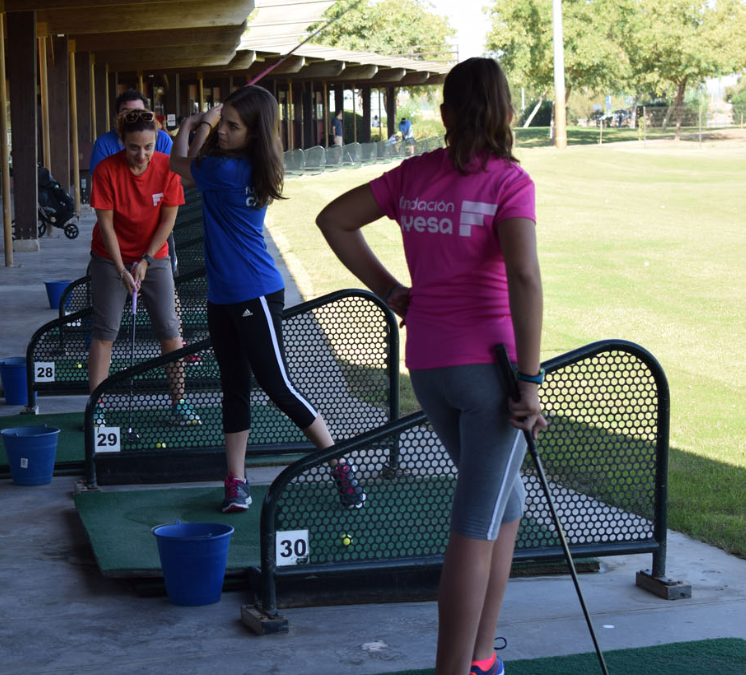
[399,197,497,237]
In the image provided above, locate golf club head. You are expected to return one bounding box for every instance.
[126,429,141,442]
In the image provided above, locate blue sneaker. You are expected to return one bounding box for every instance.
[169,398,202,426]
[470,654,504,675]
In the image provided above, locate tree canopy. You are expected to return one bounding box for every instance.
[309,0,455,60]
[485,0,746,133]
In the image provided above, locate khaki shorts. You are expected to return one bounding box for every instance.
[89,252,180,342]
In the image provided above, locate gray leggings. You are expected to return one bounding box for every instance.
[410,363,527,541]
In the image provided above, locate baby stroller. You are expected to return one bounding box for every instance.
[37,164,78,239]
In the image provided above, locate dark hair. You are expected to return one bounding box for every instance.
[117,113,157,144]
[115,89,149,113]
[197,85,284,209]
[442,57,517,173]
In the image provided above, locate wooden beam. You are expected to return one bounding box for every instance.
[94,44,235,66]
[104,54,237,71]
[328,65,378,81]
[38,36,52,171]
[290,60,344,79]
[5,0,172,9]
[397,72,430,86]
[369,68,405,83]
[71,24,245,52]
[36,1,254,35]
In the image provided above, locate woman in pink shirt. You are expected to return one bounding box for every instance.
[317,58,545,675]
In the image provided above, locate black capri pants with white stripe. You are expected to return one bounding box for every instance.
[207,289,318,434]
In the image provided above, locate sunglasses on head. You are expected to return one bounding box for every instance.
[121,110,155,123]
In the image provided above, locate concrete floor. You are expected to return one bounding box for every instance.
[2,209,746,674]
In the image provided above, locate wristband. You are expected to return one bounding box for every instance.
[516,368,545,384]
[141,253,155,265]
[199,121,213,130]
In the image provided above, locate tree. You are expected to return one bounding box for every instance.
[310,0,455,61]
[484,0,629,106]
[624,0,746,138]
[725,75,746,124]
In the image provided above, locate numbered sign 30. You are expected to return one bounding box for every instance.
[276,530,309,566]
[95,427,121,453]
[34,362,55,382]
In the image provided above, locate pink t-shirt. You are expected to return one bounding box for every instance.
[370,148,535,369]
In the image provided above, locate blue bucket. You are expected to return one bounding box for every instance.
[152,521,234,606]
[44,280,72,310]
[1,426,60,486]
[0,357,27,405]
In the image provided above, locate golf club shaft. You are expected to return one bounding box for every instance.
[128,265,137,436]
[246,0,364,86]
[495,344,610,675]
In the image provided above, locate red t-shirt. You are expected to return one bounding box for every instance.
[90,151,185,263]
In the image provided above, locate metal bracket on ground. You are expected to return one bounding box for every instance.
[636,569,692,600]
[20,405,39,415]
[240,604,289,635]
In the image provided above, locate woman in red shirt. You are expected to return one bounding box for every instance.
[88,110,200,427]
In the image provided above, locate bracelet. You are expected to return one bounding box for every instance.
[199,121,213,130]
[516,368,545,384]
[118,267,127,279]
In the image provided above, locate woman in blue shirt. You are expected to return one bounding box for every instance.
[170,86,364,513]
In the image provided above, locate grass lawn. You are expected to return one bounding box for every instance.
[267,132,746,559]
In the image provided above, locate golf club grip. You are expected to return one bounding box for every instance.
[494,344,520,400]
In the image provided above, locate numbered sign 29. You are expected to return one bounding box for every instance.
[276,530,309,566]
[34,362,55,382]
[95,427,121,453]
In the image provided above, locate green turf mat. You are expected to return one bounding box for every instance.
[0,412,84,467]
[74,485,268,576]
[368,638,746,675]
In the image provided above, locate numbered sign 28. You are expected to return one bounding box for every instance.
[276,530,309,566]
[34,362,55,382]
[95,427,121,453]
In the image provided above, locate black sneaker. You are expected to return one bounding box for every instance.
[221,473,252,513]
[331,461,366,509]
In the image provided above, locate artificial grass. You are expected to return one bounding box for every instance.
[267,137,746,559]
[368,638,746,675]
[74,485,268,576]
[0,412,84,466]
[74,482,591,579]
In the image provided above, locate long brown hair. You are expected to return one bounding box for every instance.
[197,85,284,208]
[442,57,517,174]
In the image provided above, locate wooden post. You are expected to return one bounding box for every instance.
[378,89,383,141]
[38,36,52,171]
[198,72,204,112]
[105,64,110,127]
[69,40,81,219]
[287,79,293,149]
[138,71,144,96]
[323,81,329,148]
[90,54,97,139]
[48,36,70,193]
[352,86,357,143]
[1,14,12,265]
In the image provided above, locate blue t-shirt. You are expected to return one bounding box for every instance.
[398,119,413,139]
[190,156,284,304]
[90,129,173,175]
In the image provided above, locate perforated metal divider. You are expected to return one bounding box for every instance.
[256,339,669,612]
[83,290,399,486]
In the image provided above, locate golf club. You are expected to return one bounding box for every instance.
[495,343,610,675]
[126,265,141,443]
[246,0,364,86]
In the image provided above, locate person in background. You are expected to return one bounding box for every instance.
[332,110,344,147]
[317,57,545,675]
[398,117,415,155]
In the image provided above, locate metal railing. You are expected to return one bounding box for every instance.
[254,339,669,613]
